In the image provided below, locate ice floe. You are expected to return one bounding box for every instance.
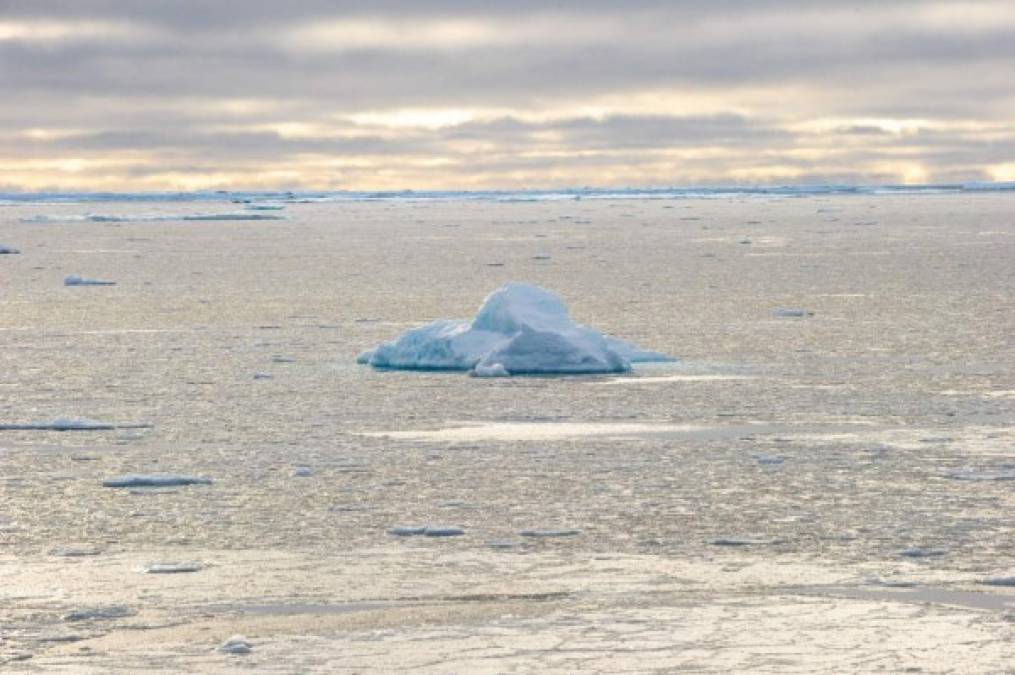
[64,275,116,286]
[946,467,1015,481]
[389,525,465,537]
[102,474,212,488]
[219,635,253,654]
[0,418,151,431]
[22,212,284,223]
[358,282,671,376]
[980,576,1015,587]
[519,529,581,538]
[63,606,134,622]
[899,547,948,558]
[772,308,814,318]
[144,562,203,574]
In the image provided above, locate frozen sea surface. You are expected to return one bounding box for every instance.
[0,193,1012,672]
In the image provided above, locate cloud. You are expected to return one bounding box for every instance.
[0,1,1012,189]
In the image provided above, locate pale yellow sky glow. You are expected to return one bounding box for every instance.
[0,1,1012,191]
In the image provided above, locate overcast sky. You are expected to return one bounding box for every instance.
[1,1,1013,190]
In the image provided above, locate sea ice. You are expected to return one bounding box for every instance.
[519,529,581,538]
[0,418,151,431]
[144,562,203,574]
[64,275,116,286]
[772,308,814,318]
[389,525,464,537]
[63,606,134,622]
[899,547,948,558]
[358,282,671,376]
[219,635,253,654]
[102,474,212,488]
[980,576,1015,587]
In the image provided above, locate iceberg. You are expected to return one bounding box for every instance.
[357,283,672,377]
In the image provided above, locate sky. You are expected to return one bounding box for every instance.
[1,0,1014,191]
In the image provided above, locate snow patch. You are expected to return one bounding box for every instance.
[358,283,671,376]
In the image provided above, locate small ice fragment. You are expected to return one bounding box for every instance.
[0,418,150,431]
[271,356,296,363]
[709,537,773,546]
[423,526,464,537]
[473,362,510,377]
[738,237,752,244]
[102,474,212,488]
[899,547,947,558]
[866,576,918,588]
[0,244,19,254]
[51,546,101,557]
[63,606,133,622]
[946,468,1015,481]
[389,526,427,536]
[252,372,273,380]
[219,635,252,655]
[292,466,313,477]
[752,453,784,465]
[245,203,285,210]
[519,529,581,538]
[64,275,116,286]
[488,540,520,549]
[980,576,1015,587]
[772,308,813,318]
[144,562,202,574]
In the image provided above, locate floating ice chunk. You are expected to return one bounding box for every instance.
[245,203,285,211]
[389,526,427,536]
[389,525,464,537]
[0,244,19,254]
[0,418,151,431]
[422,526,465,537]
[292,466,313,477]
[709,537,774,546]
[144,562,202,574]
[866,576,918,588]
[772,308,813,318]
[219,635,252,655]
[752,453,785,465]
[64,275,116,286]
[473,362,510,377]
[102,474,212,488]
[359,283,671,376]
[519,529,581,538]
[946,468,1015,481]
[252,372,273,380]
[63,606,134,622]
[23,212,284,223]
[51,546,102,557]
[899,547,947,558]
[980,576,1015,587]
[182,213,283,221]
